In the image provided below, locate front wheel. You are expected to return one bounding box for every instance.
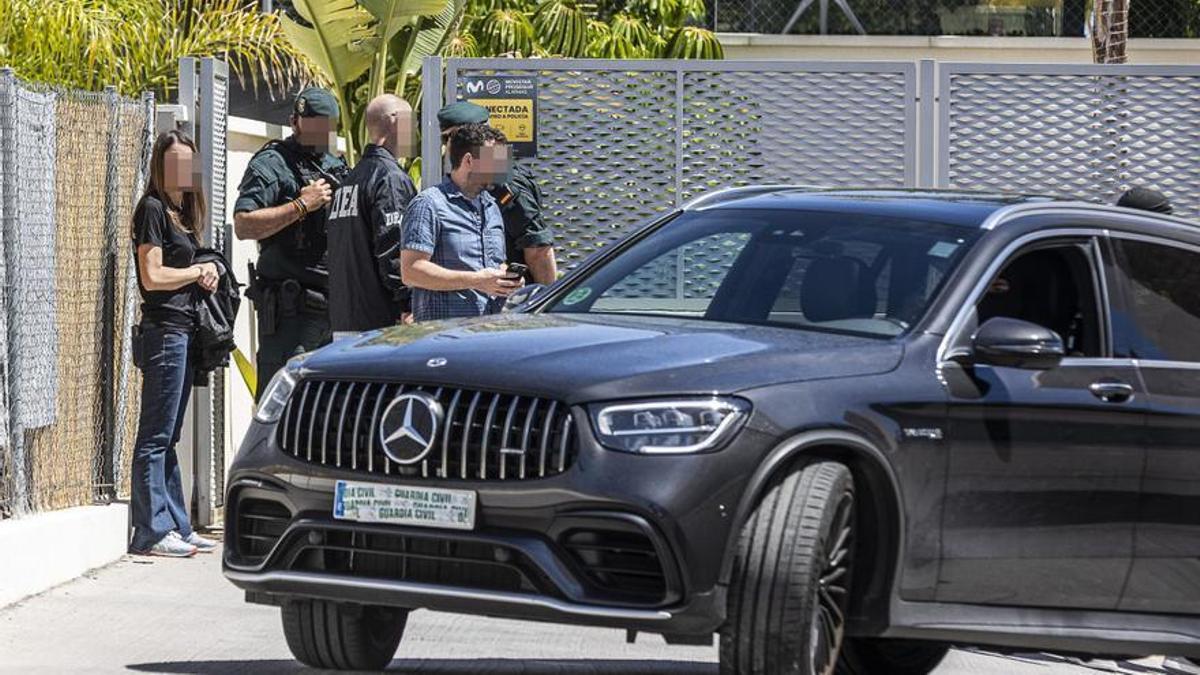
[720,460,856,675]
[281,598,408,670]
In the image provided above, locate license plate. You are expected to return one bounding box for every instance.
[333,480,476,531]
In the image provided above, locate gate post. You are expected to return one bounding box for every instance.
[917,59,937,189]
[421,56,444,189]
[99,85,121,503]
[176,56,229,528]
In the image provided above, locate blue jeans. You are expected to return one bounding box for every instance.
[129,324,195,551]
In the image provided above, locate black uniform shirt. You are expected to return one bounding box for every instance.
[233,136,348,288]
[326,144,416,332]
[132,194,199,329]
[490,162,554,269]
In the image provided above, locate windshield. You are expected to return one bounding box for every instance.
[545,208,979,338]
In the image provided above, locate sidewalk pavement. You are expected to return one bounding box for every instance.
[0,542,1185,674]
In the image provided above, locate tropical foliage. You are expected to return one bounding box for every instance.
[276,0,723,162]
[0,0,309,99]
[468,0,724,59]
[280,0,463,162]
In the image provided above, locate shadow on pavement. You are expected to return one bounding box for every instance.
[965,649,1176,674]
[127,659,719,674]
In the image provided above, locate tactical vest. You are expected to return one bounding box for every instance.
[256,139,350,286]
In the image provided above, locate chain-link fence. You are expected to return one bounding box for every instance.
[0,69,153,519]
[706,0,1200,37]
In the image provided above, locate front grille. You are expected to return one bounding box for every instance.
[561,528,668,602]
[285,527,555,597]
[278,381,576,481]
[235,498,291,562]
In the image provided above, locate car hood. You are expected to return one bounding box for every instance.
[299,313,903,404]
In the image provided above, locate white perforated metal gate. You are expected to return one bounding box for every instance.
[421,58,1200,252]
[421,58,919,271]
[933,62,1200,221]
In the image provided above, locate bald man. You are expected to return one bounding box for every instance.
[326,95,418,334]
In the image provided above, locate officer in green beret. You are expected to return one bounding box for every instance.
[437,102,557,286]
[234,87,350,399]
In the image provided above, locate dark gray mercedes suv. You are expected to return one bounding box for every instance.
[224,189,1200,674]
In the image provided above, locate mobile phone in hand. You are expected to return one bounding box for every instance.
[505,263,528,280]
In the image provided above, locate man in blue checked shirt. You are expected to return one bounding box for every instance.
[400,124,522,322]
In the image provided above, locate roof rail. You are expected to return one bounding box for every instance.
[982,200,1200,231]
[681,184,829,211]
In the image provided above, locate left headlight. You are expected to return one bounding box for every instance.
[254,362,299,424]
[591,397,751,455]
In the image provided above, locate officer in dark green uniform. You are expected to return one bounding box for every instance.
[234,87,350,399]
[437,102,557,285]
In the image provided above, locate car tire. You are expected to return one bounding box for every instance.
[720,460,856,675]
[280,598,408,670]
[836,638,949,675]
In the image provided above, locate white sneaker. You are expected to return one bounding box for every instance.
[168,530,218,553]
[137,534,197,558]
[181,531,218,552]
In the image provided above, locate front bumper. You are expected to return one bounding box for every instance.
[222,413,773,635]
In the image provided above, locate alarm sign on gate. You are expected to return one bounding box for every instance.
[461,75,538,159]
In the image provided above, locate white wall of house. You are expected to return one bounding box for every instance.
[717,35,1200,63]
[222,115,289,478]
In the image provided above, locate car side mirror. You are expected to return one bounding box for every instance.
[503,283,547,312]
[970,317,1065,370]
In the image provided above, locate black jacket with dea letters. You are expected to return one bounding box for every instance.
[325,144,416,332]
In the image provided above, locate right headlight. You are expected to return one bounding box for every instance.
[590,397,751,455]
[253,359,302,424]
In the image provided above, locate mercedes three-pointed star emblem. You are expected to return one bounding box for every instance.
[378,393,444,465]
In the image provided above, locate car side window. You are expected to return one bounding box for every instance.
[974,242,1104,358]
[1111,238,1200,362]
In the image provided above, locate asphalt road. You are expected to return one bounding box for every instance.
[0,543,1190,674]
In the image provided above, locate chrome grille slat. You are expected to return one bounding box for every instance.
[305,382,327,461]
[320,382,340,464]
[479,393,503,480]
[280,387,295,446]
[539,400,559,477]
[498,396,521,480]
[292,382,312,457]
[421,387,442,478]
[350,382,373,470]
[558,414,572,472]
[335,383,356,468]
[460,391,483,479]
[518,398,539,480]
[366,383,391,474]
[441,389,463,479]
[278,381,574,481]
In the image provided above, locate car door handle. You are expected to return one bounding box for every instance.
[1089,381,1135,403]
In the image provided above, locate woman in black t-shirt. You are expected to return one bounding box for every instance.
[129,130,220,557]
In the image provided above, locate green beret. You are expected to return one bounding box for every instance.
[437,101,489,131]
[294,87,339,119]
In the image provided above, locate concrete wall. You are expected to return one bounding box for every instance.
[717,35,1200,63]
[0,504,129,608]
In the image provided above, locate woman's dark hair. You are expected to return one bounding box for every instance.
[134,130,207,238]
[448,123,507,169]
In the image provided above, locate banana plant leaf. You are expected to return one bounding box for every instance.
[359,0,449,41]
[398,0,466,79]
[281,0,377,87]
